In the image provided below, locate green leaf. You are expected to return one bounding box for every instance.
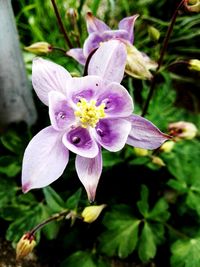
[6,204,43,244]
[171,237,200,267]
[102,150,123,167]
[99,205,140,258]
[60,251,96,267]
[40,205,60,240]
[0,178,17,208]
[0,156,21,177]
[137,185,149,217]
[65,188,82,210]
[138,222,156,262]
[148,198,170,222]
[186,189,200,216]
[0,129,24,154]
[43,186,65,213]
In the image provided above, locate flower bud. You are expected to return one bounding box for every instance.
[134,147,149,156]
[184,0,200,12]
[81,204,106,223]
[24,42,52,54]
[160,141,175,153]
[148,26,160,42]
[125,45,157,80]
[189,59,200,72]
[16,232,36,260]
[152,156,165,166]
[168,121,198,140]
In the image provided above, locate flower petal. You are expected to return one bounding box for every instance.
[118,15,139,43]
[88,40,127,83]
[83,32,103,57]
[86,12,110,33]
[66,48,86,65]
[22,126,69,193]
[75,148,102,201]
[62,127,99,158]
[96,82,133,118]
[32,58,71,105]
[126,114,170,149]
[48,91,75,131]
[94,118,131,151]
[67,76,105,104]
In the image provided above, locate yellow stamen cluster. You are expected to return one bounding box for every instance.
[74,98,105,128]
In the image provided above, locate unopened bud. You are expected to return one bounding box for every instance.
[81,204,106,223]
[184,0,200,12]
[189,59,200,72]
[168,121,198,140]
[16,233,36,260]
[148,26,160,42]
[24,42,52,54]
[67,8,78,19]
[152,156,165,167]
[125,45,157,80]
[134,147,149,156]
[160,141,175,153]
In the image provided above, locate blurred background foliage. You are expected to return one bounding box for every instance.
[0,0,200,266]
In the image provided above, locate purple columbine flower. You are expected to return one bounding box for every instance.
[67,12,138,65]
[67,13,157,79]
[22,40,168,201]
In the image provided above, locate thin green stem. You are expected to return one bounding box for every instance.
[50,0,73,49]
[141,0,186,117]
[165,223,189,239]
[83,48,98,76]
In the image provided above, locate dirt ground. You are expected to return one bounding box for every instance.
[0,238,45,267]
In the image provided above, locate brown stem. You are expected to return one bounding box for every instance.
[83,48,98,76]
[29,210,69,236]
[50,0,73,49]
[141,0,186,117]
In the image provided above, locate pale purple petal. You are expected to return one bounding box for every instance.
[62,127,99,158]
[88,40,127,83]
[83,32,103,58]
[126,114,170,149]
[96,82,133,118]
[94,118,131,151]
[66,48,86,65]
[118,15,139,43]
[75,148,102,201]
[67,76,105,104]
[22,126,69,193]
[83,30,129,58]
[48,91,75,131]
[102,29,130,42]
[86,12,110,33]
[32,58,71,105]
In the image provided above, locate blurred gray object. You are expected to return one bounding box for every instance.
[0,0,37,129]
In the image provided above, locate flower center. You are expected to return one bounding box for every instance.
[74,98,105,128]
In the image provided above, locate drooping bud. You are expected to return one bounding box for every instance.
[134,147,149,156]
[188,59,200,72]
[16,232,36,260]
[168,121,198,140]
[81,204,106,223]
[24,42,52,54]
[125,44,157,80]
[151,156,165,167]
[184,0,200,13]
[160,141,175,153]
[148,26,160,42]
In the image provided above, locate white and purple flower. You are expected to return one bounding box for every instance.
[67,12,138,65]
[22,40,168,201]
[67,13,157,79]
